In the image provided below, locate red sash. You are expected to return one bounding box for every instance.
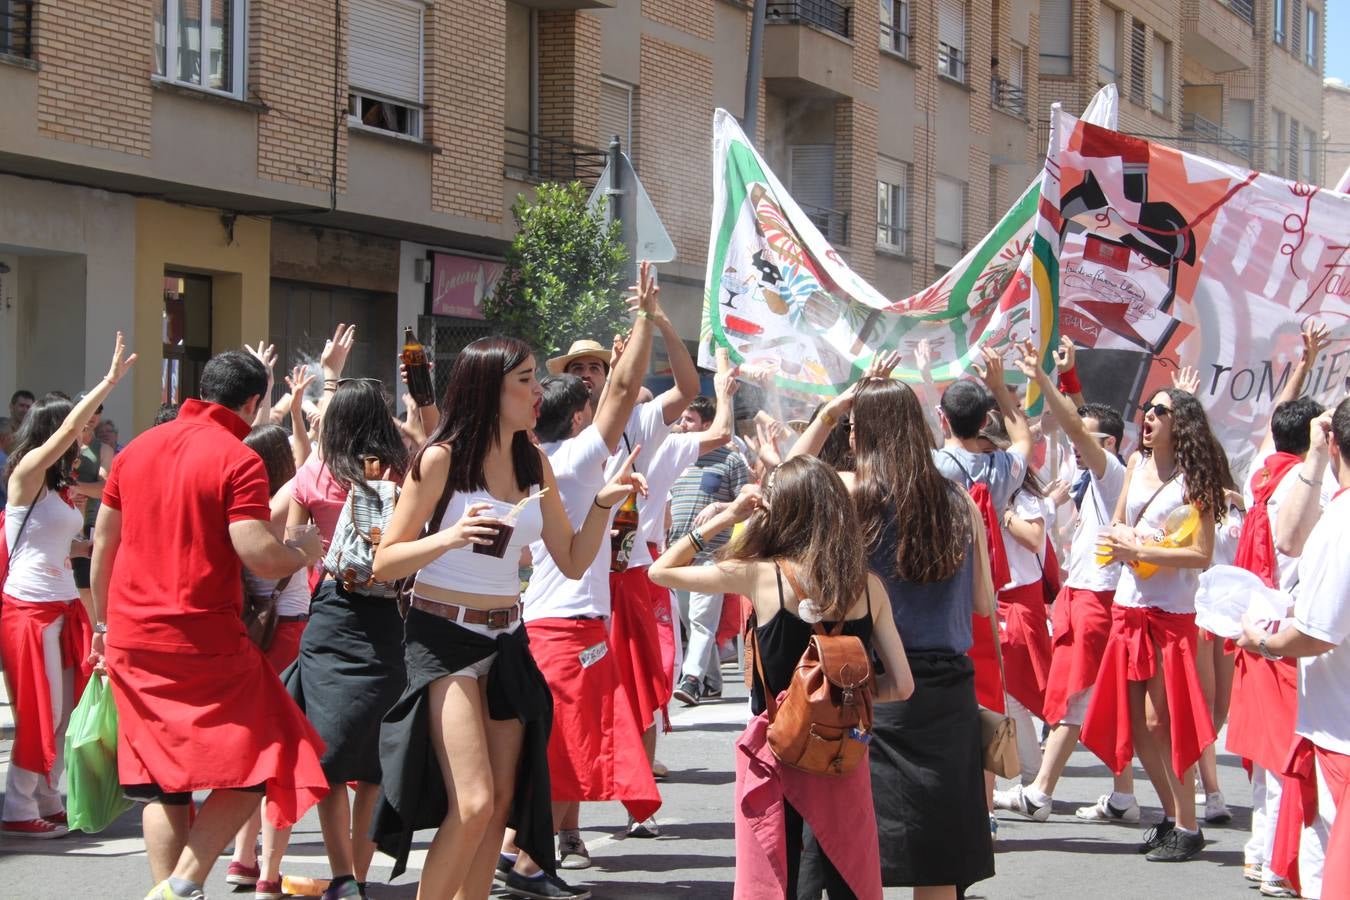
[998,582,1052,719]
[0,594,91,775]
[1234,452,1302,588]
[1042,587,1115,726]
[608,566,670,734]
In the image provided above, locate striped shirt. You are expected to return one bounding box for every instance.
[667,446,752,560]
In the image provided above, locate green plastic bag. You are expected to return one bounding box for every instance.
[65,674,133,833]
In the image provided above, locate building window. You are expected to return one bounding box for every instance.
[0,0,35,59]
[1290,0,1303,57]
[1274,109,1287,175]
[876,158,911,255]
[1039,0,1073,76]
[1128,20,1146,107]
[1150,35,1169,115]
[880,0,910,59]
[599,77,635,160]
[1228,98,1254,159]
[1274,0,1286,44]
[153,0,247,97]
[1305,6,1318,68]
[934,176,966,270]
[1303,126,1316,182]
[1288,116,1300,181]
[937,0,966,82]
[1098,5,1120,84]
[162,272,213,405]
[790,145,846,244]
[348,0,426,139]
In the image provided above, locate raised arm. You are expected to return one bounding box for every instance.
[1053,337,1086,408]
[536,445,649,579]
[697,352,739,454]
[7,332,136,504]
[649,484,761,596]
[593,261,658,451]
[285,366,315,469]
[1275,410,1333,557]
[318,323,357,418]
[652,283,701,426]
[1014,340,1109,479]
[1259,321,1329,458]
[913,338,943,444]
[788,351,901,461]
[976,346,1032,461]
[244,341,279,427]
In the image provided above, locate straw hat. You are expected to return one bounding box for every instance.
[547,339,614,375]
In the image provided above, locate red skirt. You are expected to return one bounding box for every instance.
[526,617,661,822]
[1042,587,1114,727]
[263,619,307,674]
[609,566,669,734]
[0,594,91,775]
[998,582,1052,719]
[1080,606,1216,777]
[105,637,329,829]
[1226,649,1297,774]
[968,613,1005,714]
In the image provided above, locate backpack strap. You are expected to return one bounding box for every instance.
[780,559,845,637]
[1130,472,1178,528]
[940,448,977,487]
[749,616,778,722]
[772,561,788,611]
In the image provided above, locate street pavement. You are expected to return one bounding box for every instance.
[0,667,1263,899]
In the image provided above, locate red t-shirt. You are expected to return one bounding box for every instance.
[102,399,271,653]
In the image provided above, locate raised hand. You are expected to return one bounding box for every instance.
[975,346,1007,389]
[755,419,784,471]
[1171,365,1201,395]
[245,340,278,376]
[285,365,316,400]
[321,323,357,379]
[864,350,902,381]
[1053,336,1077,372]
[105,331,138,385]
[597,445,649,509]
[914,338,934,377]
[1302,319,1330,362]
[724,483,764,523]
[1012,338,1040,380]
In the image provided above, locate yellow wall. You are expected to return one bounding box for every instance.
[132,200,271,432]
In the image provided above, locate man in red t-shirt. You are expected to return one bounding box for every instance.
[91,350,327,900]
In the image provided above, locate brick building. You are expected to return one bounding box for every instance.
[0,1,1327,429]
[1323,77,1350,188]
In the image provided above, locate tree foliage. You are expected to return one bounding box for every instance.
[484,181,629,360]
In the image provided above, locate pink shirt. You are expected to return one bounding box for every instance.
[292,456,348,549]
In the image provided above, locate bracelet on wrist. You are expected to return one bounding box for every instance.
[1298,472,1320,488]
[688,530,708,553]
[820,410,838,428]
[1058,367,1082,395]
[594,497,615,510]
[93,622,108,634]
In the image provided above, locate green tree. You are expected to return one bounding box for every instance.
[484,181,629,359]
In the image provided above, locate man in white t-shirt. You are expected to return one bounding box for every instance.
[1239,398,1350,900]
[998,348,1132,824]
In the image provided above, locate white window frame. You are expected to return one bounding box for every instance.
[599,76,635,158]
[1274,0,1286,44]
[880,0,911,59]
[937,0,966,83]
[347,0,427,141]
[1098,5,1120,85]
[1039,0,1073,76]
[154,0,248,99]
[876,159,911,256]
[1150,34,1169,116]
[1304,6,1318,68]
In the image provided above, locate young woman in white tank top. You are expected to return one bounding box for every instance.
[0,334,134,838]
[1092,387,1230,863]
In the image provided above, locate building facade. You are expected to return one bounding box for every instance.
[1323,77,1350,187]
[0,0,1326,430]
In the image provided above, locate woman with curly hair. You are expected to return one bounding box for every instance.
[1084,387,1228,863]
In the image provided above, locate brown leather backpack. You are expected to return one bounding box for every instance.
[754,563,875,776]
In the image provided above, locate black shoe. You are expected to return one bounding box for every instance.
[1145,827,1205,862]
[1137,820,1175,854]
[503,870,592,899]
[495,854,515,884]
[673,675,701,706]
[701,679,722,700]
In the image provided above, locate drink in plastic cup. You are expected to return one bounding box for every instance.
[472,501,516,559]
[1094,527,1115,566]
[286,524,319,543]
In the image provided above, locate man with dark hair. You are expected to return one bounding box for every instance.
[533,375,594,445]
[1239,397,1350,900]
[91,349,327,900]
[1002,344,1135,825]
[9,389,34,428]
[152,403,181,427]
[1272,396,1327,457]
[678,395,717,430]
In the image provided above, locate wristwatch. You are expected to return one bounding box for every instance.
[1257,636,1280,661]
[93,622,108,634]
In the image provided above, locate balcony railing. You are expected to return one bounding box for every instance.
[766,1,851,40]
[503,128,608,186]
[1222,0,1254,25]
[938,43,966,83]
[1,0,35,59]
[1180,112,1252,160]
[879,1,910,58]
[802,204,850,245]
[991,77,1026,118]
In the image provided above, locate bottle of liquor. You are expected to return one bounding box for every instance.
[610,491,640,573]
[401,326,436,408]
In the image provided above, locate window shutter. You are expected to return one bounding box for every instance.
[599,79,632,154]
[349,0,423,103]
[1290,0,1303,56]
[1009,43,1025,87]
[789,146,836,211]
[938,0,964,52]
[1097,7,1118,79]
[1039,0,1072,74]
[1289,118,1301,181]
[934,176,965,265]
[1129,20,1146,105]
[1151,35,1166,112]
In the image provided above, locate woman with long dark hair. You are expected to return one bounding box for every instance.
[1084,388,1227,862]
[650,455,912,898]
[283,379,410,900]
[370,336,643,900]
[1,334,134,838]
[791,367,997,900]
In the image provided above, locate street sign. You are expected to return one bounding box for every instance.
[587,145,676,282]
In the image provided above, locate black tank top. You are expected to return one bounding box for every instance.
[750,562,875,716]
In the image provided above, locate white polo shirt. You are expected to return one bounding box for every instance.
[627,431,704,568]
[1293,489,1350,755]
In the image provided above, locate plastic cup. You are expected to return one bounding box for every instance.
[471,501,516,559]
[1094,527,1114,567]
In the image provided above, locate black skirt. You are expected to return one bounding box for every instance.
[869,652,993,889]
[283,580,407,784]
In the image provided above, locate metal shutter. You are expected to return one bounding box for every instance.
[1009,43,1025,87]
[349,0,423,103]
[1097,7,1117,79]
[598,79,632,153]
[938,0,964,53]
[788,145,836,210]
[1290,0,1303,57]
[1039,0,1072,73]
[1129,20,1146,105]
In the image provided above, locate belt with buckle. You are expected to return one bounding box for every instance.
[277,614,309,623]
[410,596,519,630]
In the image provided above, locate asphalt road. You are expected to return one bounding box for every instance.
[0,667,1262,899]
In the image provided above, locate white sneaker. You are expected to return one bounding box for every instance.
[627,816,661,838]
[557,829,592,870]
[1259,875,1299,898]
[1074,793,1141,824]
[1203,790,1232,824]
[992,784,1052,822]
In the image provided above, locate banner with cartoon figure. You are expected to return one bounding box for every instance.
[1047,108,1350,476]
[699,88,1120,411]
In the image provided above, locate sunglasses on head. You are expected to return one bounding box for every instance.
[1143,403,1172,417]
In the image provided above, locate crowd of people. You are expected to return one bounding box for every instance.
[1,265,1348,900]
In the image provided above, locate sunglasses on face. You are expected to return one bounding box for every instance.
[1143,403,1172,418]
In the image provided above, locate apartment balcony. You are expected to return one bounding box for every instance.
[0,0,35,61]
[503,128,608,187]
[802,204,849,245]
[763,0,856,98]
[511,0,615,9]
[991,78,1026,119]
[1183,0,1254,74]
[1179,112,1252,162]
